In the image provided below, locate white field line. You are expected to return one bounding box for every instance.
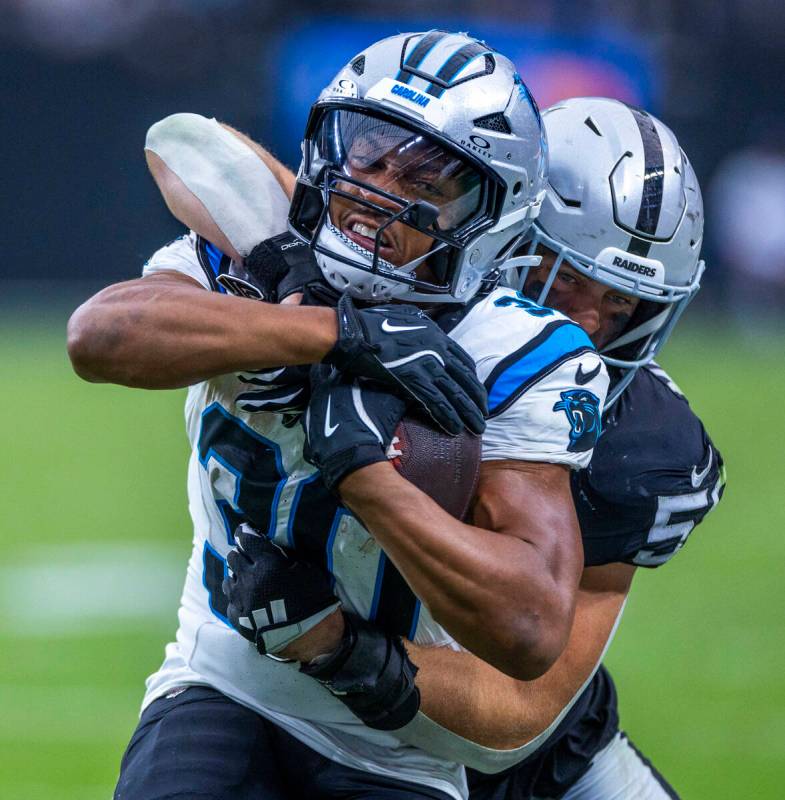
[0,544,185,636]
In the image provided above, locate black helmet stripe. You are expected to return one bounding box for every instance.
[629,106,665,237]
[425,42,490,98]
[627,235,652,257]
[395,30,449,84]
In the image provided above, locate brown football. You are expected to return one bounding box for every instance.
[387,416,482,520]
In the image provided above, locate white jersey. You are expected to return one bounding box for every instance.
[141,232,608,799]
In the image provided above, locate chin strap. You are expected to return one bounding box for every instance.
[601,306,670,353]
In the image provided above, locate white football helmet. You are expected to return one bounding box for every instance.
[288,30,547,304]
[506,97,704,405]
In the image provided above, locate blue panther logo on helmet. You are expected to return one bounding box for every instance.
[553,390,603,453]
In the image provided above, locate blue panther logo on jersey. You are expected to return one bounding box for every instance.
[553,389,602,453]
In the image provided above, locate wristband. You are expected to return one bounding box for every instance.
[300,613,421,731]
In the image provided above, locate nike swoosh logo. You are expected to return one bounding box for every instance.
[691,446,713,488]
[381,319,428,333]
[324,396,339,437]
[575,362,601,385]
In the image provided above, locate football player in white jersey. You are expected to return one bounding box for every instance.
[68,32,609,800]
[152,98,724,799]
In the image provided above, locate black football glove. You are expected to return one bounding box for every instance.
[300,613,421,731]
[243,232,336,305]
[302,365,407,493]
[223,523,340,656]
[324,292,487,436]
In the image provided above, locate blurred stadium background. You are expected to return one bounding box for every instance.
[2,1,784,797]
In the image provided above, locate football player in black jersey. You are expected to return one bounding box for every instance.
[196,98,724,798]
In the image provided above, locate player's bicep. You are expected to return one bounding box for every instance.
[472,460,584,593]
[141,270,206,291]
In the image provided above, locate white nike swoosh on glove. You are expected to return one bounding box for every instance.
[324,396,340,437]
[381,319,428,333]
[382,350,446,368]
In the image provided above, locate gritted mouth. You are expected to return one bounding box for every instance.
[326,221,398,271]
[341,213,397,262]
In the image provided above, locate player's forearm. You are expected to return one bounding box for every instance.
[67,275,337,388]
[145,149,243,263]
[218,123,297,200]
[405,564,631,750]
[339,463,579,680]
[145,114,294,262]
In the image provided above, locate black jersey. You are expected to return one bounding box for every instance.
[574,363,725,568]
[468,365,725,799]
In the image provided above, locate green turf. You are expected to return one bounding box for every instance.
[1,319,782,798]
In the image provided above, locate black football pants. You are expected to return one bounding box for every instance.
[114,685,452,800]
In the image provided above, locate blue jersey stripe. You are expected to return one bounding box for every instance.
[195,235,227,293]
[487,323,594,414]
[204,241,224,275]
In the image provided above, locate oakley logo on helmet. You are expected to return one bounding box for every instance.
[390,83,431,108]
[332,79,358,97]
[460,136,493,159]
[612,255,657,278]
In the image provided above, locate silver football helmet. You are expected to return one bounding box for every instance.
[506,97,704,405]
[288,30,547,304]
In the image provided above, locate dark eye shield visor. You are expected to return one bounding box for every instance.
[319,109,484,232]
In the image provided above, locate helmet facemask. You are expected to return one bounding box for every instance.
[289,104,504,303]
[506,226,704,405]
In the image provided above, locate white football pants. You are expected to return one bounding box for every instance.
[543,732,679,800]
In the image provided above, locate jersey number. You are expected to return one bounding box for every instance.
[636,482,720,566]
[197,403,335,620]
[197,403,420,638]
[494,291,554,317]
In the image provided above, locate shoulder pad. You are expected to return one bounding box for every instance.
[450,289,596,417]
[575,365,726,567]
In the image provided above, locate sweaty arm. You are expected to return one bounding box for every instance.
[68,112,315,387]
[67,270,338,387]
[339,458,584,681]
[336,293,608,679]
[404,562,634,760]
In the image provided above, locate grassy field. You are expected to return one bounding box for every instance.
[1,314,783,799]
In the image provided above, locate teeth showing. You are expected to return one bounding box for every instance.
[351,222,388,246]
